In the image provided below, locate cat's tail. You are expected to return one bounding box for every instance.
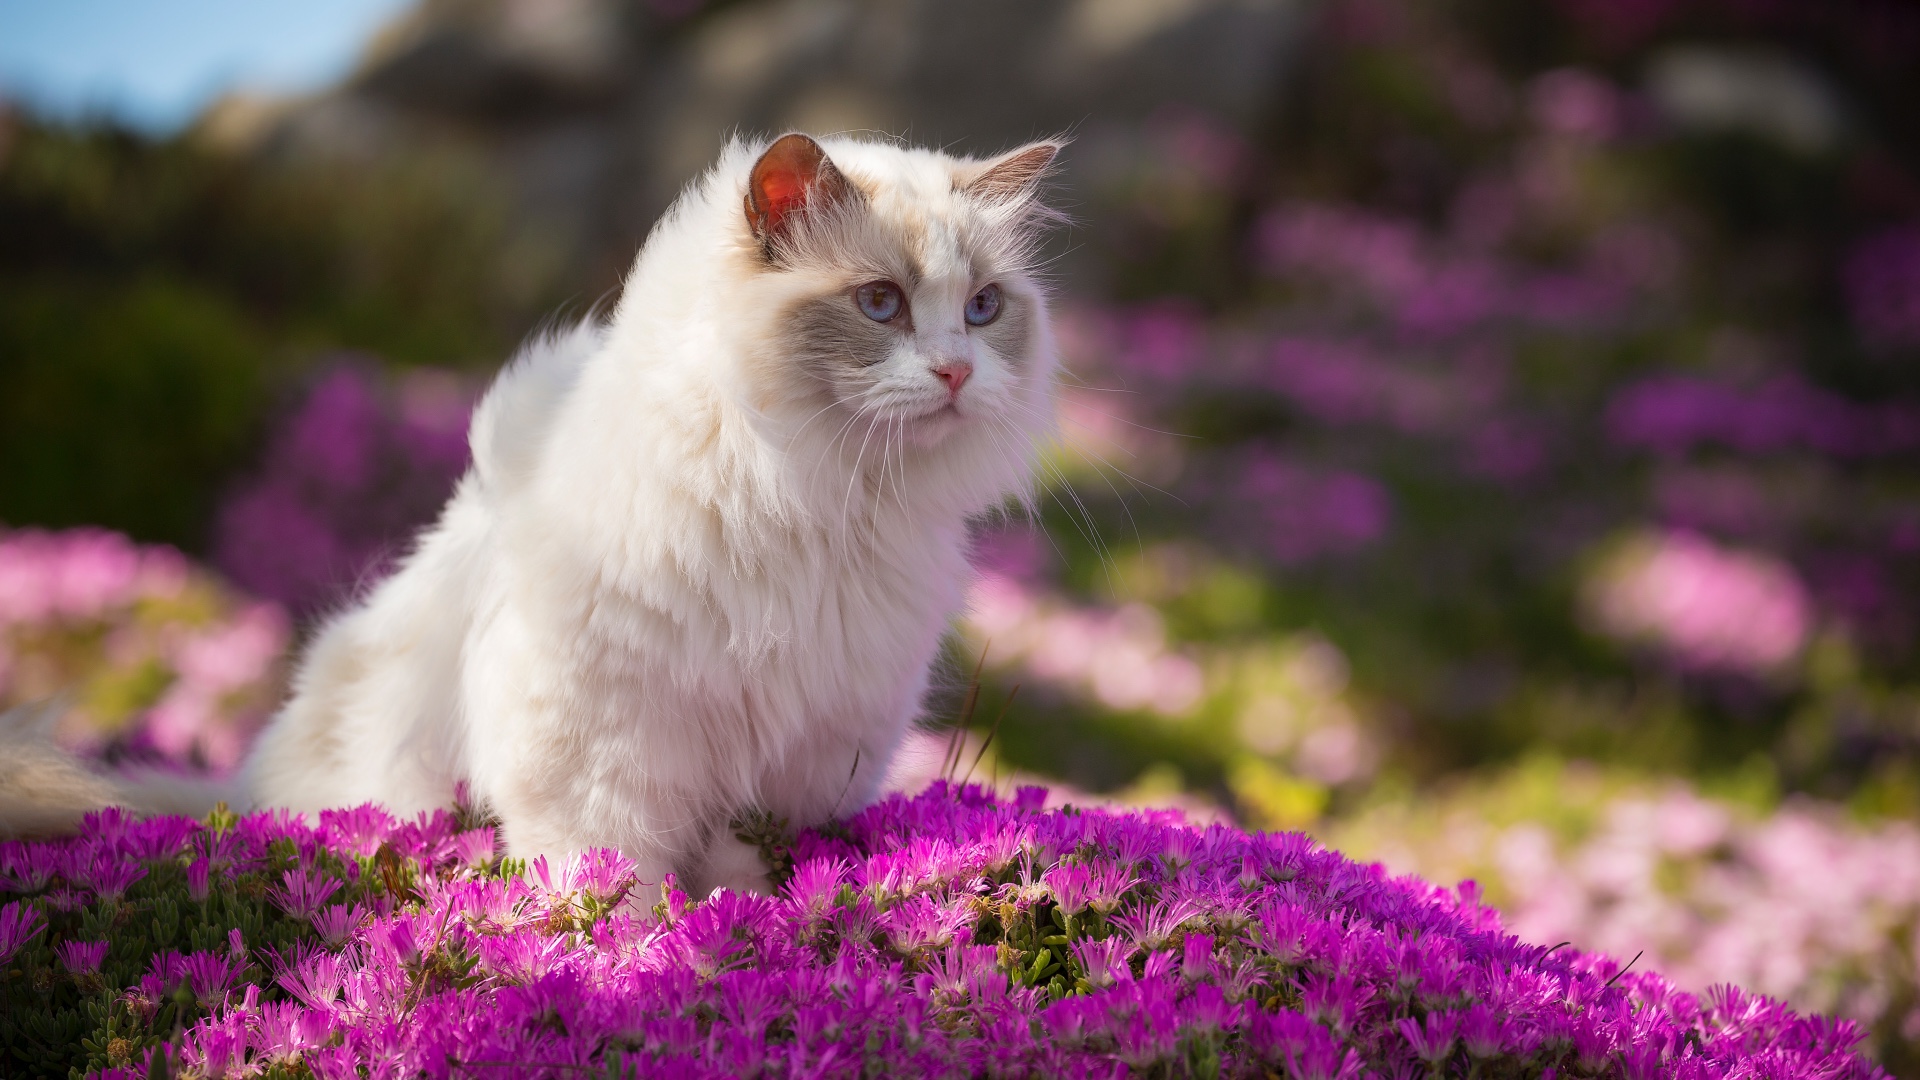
[0,701,244,838]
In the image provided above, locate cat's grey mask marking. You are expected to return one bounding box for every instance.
[752,135,1058,412]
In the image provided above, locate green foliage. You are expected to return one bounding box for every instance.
[0,114,564,550]
[0,276,265,548]
[1,830,370,1077]
[732,808,797,890]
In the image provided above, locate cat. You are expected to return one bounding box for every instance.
[0,132,1065,894]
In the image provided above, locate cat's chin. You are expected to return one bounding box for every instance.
[900,404,969,448]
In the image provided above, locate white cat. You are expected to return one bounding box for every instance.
[2,133,1064,894]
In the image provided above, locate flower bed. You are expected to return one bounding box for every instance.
[1325,761,1920,1068]
[0,785,1882,1078]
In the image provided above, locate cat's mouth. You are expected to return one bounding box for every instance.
[899,400,968,445]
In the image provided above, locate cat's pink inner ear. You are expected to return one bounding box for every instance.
[746,134,851,245]
[965,142,1063,200]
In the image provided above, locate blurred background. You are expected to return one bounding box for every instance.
[5,0,1920,1066]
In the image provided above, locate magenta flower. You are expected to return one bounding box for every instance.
[881,893,974,954]
[267,868,343,921]
[213,364,474,619]
[181,948,243,1006]
[76,850,145,902]
[0,900,45,964]
[560,847,640,903]
[276,947,347,1009]
[185,856,213,903]
[476,925,570,983]
[319,804,396,859]
[54,938,108,974]
[0,842,64,893]
[1220,449,1393,565]
[1398,1010,1459,1065]
[1605,374,1920,459]
[1072,937,1135,990]
[784,857,850,924]
[1112,894,1207,952]
[1845,224,1920,349]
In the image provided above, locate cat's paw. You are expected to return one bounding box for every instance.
[706,868,771,895]
[698,832,775,896]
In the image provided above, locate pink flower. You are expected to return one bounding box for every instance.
[451,827,497,869]
[964,577,1208,718]
[181,948,243,1005]
[561,847,640,902]
[1529,69,1621,141]
[310,902,369,947]
[0,528,186,626]
[1587,529,1810,673]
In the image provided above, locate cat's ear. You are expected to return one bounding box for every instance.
[963,140,1065,201]
[745,133,856,252]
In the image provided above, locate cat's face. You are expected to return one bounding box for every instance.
[742,135,1061,452]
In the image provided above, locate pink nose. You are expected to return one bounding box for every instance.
[933,361,973,396]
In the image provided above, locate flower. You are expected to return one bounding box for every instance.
[1605,375,1920,460]
[266,868,343,921]
[181,948,243,1007]
[1221,450,1392,566]
[965,574,1207,718]
[212,363,475,619]
[1845,225,1920,349]
[55,938,108,974]
[0,526,288,772]
[1333,762,1920,1062]
[0,900,45,964]
[1585,528,1810,672]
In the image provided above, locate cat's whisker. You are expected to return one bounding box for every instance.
[889,415,912,524]
[809,410,868,503]
[985,409,1119,582]
[878,416,899,526]
[1002,389,1180,506]
[842,414,882,542]
[787,397,848,453]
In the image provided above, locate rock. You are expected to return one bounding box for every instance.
[217,0,1307,296]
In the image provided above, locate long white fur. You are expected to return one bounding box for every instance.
[234,136,1060,891]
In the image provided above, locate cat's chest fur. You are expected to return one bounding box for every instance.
[526,490,965,736]
[508,361,965,722]
[461,368,968,846]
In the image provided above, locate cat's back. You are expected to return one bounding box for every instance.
[246,324,603,813]
[470,320,603,495]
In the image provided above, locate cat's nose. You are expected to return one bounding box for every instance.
[933,361,973,396]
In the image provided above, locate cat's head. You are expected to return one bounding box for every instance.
[722,133,1064,474]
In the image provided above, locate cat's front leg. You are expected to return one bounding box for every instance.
[688,732,884,898]
[485,784,680,890]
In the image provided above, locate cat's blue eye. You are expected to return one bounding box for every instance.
[856,281,904,322]
[965,284,1001,327]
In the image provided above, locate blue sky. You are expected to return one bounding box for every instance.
[0,0,414,132]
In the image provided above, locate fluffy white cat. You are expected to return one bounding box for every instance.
[1,133,1063,893]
